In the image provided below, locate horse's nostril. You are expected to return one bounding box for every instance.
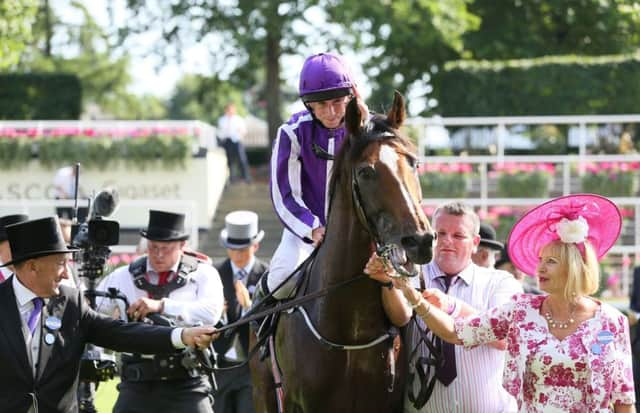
[401,236,418,249]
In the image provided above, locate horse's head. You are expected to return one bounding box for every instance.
[338,91,434,275]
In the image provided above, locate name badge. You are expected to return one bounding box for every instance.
[45,316,62,331]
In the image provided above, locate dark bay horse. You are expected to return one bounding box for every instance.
[251,92,434,413]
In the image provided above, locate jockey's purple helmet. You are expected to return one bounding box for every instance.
[298,53,354,103]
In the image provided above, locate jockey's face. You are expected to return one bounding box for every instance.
[308,95,350,129]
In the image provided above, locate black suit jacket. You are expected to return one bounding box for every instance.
[213,258,268,359]
[630,266,640,313]
[0,278,176,413]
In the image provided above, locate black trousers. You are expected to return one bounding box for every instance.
[213,364,255,413]
[113,376,214,413]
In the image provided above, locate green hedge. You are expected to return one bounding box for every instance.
[0,135,191,171]
[0,73,82,119]
[432,53,640,116]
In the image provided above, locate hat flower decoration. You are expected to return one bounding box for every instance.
[555,216,589,244]
[507,194,621,276]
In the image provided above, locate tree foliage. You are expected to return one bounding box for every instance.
[324,0,479,113]
[0,0,38,68]
[464,0,640,59]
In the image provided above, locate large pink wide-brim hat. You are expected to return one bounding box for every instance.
[507,194,621,276]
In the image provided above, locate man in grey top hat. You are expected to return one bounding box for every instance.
[213,210,268,413]
[471,222,503,269]
[96,209,224,413]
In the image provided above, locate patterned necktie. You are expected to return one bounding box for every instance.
[27,297,44,336]
[434,276,457,386]
[236,269,248,283]
[157,271,172,286]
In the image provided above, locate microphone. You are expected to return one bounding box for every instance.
[91,188,119,218]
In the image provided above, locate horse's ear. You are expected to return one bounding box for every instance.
[387,90,406,128]
[345,96,362,137]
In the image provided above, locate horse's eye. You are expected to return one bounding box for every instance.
[357,165,377,180]
[406,156,418,170]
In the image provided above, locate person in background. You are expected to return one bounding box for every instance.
[366,201,522,412]
[471,222,503,269]
[629,264,640,411]
[213,210,268,413]
[387,194,636,412]
[218,103,251,183]
[495,246,543,295]
[259,51,368,301]
[0,213,29,281]
[96,209,224,413]
[0,216,215,412]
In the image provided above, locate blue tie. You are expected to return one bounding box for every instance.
[435,276,457,386]
[27,297,43,335]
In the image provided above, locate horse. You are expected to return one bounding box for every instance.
[250,91,434,413]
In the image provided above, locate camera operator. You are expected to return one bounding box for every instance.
[0,216,215,413]
[96,209,224,413]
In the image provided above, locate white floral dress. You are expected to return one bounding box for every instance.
[454,294,635,412]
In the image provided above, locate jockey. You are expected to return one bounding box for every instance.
[256,52,367,301]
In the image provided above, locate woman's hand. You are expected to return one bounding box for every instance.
[364,252,396,283]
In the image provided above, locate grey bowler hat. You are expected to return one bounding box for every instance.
[219,210,265,250]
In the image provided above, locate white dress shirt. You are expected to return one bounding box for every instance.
[405,262,523,413]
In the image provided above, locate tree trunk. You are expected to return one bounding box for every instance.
[265,24,282,154]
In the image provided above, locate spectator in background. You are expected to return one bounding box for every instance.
[52,165,88,221]
[218,103,251,183]
[213,210,269,413]
[495,246,542,295]
[471,222,503,269]
[0,214,29,281]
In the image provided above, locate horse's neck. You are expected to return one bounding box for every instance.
[309,187,386,337]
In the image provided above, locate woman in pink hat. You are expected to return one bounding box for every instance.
[368,194,635,412]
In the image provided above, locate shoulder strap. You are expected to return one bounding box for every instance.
[131,254,199,300]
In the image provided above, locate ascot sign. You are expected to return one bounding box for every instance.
[0,151,227,229]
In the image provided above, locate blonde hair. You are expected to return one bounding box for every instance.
[543,240,599,303]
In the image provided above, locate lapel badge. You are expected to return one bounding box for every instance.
[45,316,62,331]
[44,333,56,345]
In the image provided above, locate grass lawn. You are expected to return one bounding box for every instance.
[94,379,119,412]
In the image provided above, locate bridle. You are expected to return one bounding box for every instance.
[349,130,420,278]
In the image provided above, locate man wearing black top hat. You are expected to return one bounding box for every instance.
[96,209,223,413]
[0,213,29,281]
[471,222,503,269]
[213,210,268,413]
[0,216,215,413]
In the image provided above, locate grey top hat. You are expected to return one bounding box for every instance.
[219,210,264,250]
[478,222,504,251]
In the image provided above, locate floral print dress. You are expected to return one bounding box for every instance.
[454,294,635,412]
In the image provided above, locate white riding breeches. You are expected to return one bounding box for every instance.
[268,228,315,299]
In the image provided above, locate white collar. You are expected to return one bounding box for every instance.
[230,257,255,276]
[12,274,40,307]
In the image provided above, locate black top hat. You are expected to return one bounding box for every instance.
[1,216,79,267]
[495,246,511,269]
[0,214,29,242]
[140,210,189,242]
[478,222,504,251]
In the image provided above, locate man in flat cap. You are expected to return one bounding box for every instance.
[97,209,224,413]
[0,216,214,412]
[0,214,29,281]
[471,222,503,269]
[213,210,268,413]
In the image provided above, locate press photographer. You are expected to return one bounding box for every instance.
[95,209,224,413]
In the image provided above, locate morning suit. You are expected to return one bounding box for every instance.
[0,279,175,413]
[212,258,268,413]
